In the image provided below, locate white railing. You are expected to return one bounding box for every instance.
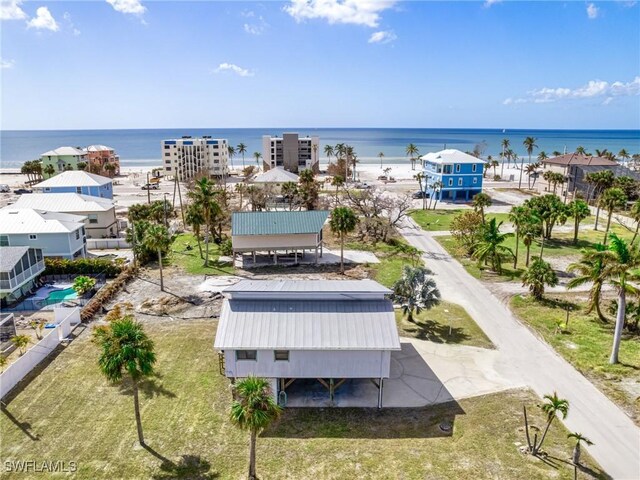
[86,238,131,250]
[0,260,45,292]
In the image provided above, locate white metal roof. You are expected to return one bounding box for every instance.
[420,149,484,165]
[251,168,300,184]
[0,208,86,234]
[84,145,114,152]
[34,171,112,188]
[225,279,390,296]
[40,146,87,157]
[12,193,113,213]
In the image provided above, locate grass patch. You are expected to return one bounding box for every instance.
[511,293,640,424]
[410,209,510,232]
[395,301,494,349]
[0,320,605,479]
[169,233,234,276]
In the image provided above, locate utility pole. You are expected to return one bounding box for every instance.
[163,193,169,227]
[146,172,150,204]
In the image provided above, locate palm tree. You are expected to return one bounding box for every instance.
[185,202,205,258]
[576,146,587,155]
[567,244,608,323]
[378,151,385,168]
[104,163,116,177]
[324,144,334,164]
[392,265,441,323]
[567,199,590,244]
[490,156,499,177]
[414,172,427,209]
[406,143,419,170]
[522,258,558,300]
[500,138,510,178]
[629,200,640,244]
[618,149,630,164]
[585,170,614,228]
[94,317,156,446]
[330,206,358,273]
[430,180,443,210]
[594,234,640,364]
[143,224,171,291]
[188,178,221,267]
[509,206,529,269]
[230,376,282,480]
[43,164,55,178]
[472,192,492,224]
[11,334,30,355]
[281,181,298,211]
[331,175,344,204]
[568,432,593,466]
[472,218,514,274]
[537,151,548,163]
[521,137,538,189]
[525,163,539,189]
[599,187,627,244]
[237,143,247,168]
[253,152,262,167]
[532,392,569,455]
[521,217,541,267]
[228,145,236,170]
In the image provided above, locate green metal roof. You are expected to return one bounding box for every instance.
[232,211,329,236]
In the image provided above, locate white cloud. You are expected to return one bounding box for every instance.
[63,12,81,35]
[483,0,502,8]
[243,14,268,35]
[504,77,640,105]
[368,30,396,44]
[0,0,26,20]
[586,3,599,19]
[0,57,15,69]
[214,63,255,77]
[106,0,146,15]
[602,97,614,105]
[284,0,397,28]
[27,6,59,31]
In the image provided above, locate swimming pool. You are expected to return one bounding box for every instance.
[47,288,78,302]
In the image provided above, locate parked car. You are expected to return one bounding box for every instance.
[141,183,159,190]
[355,182,371,189]
[13,188,32,195]
[412,191,430,199]
[0,184,10,193]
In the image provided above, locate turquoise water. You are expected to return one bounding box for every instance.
[2,128,639,168]
[47,288,78,302]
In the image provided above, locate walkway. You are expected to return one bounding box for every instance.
[399,217,640,480]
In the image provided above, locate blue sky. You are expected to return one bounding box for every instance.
[1,0,639,130]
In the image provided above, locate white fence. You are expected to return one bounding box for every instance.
[86,238,131,250]
[0,307,81,399]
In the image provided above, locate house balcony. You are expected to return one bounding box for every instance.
[0,260,45,292]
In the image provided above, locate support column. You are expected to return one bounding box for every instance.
[378,377,384,409]
[253,251,256,264]
[315,246,318,264]
[274,252,278,265]
[329,378,334,405]
[294,250,298,263]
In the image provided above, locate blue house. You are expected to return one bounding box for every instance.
[33,171,113,199]
[421,149,484,202]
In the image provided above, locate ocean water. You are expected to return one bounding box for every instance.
[1,128,638,169]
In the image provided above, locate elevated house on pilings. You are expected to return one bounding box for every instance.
[213,280,401,408]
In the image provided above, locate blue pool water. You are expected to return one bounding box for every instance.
[47,288,78,302]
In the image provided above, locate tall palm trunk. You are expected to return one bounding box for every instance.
[610,288,626,364]
[340,233,345,274]
[594,202,601,230]
[572,443,581,466]
[525,242,531,266]
[573,218,580,245]
[592,286,608,323]
[631,222,640,245]
[604,211,613,244]
[195,227,203,258]
[534,416,555,455]
[513,230,519,269]
[132,379,145,446]
[249,429,257,480]
[157,249,164,291]
[539,235,545,260]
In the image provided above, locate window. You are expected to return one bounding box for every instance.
[76,187,82,194]
[44,187,51,192]
[236,350,257,361]
[456,164,461,173]
[0,235,8,246]
[472,164,477,173]
[88,214,98,224]
[274,350,289,361]
[75,230,80,240]
[458,178,463,186]
[29,234,37,240]
[166,167,172,171]
[473,178,478,184]
[164,153,170,157]
[448,178,453,186]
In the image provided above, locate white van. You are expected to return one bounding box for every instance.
[0,184,10,193]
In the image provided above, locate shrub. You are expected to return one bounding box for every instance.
[44,257,124,278]
[73,276,97,296]
[220,238,233,256]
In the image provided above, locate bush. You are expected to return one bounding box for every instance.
[44,258,124,278]
[220,238,233,256]
[493,175,501,181]
[73,276,97,296]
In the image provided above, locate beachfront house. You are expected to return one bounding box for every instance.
[250,167,300,185]
[538,153,619,199]
[85,145,121,177]
[231,210,329,265]
[421,149,484,202]
[0,246,45,306]
[13,193,118,238]
[262,133,320,173]
[0,208,87,259]
[33,171,113,199]
[214,279,401,408]
[40,147,88,178]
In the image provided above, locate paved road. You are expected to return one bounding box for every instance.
[399,217,640,480]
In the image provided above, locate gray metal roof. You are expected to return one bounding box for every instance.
[0,246,30,272]
[225,279,391,294]
[214,299,400,351]
[232,211,329,236]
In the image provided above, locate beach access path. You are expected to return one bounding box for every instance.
[399,216,640,480]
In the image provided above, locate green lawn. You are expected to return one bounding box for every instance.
[1,320,605,479]
[410,209,510,232]
[169,233,234,275]
[511,293,640,425]
[395,302,494,349]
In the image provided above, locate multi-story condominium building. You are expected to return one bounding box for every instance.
[0,246,45,306]
[33,171,113,199]
[421,149,484,202]
[161,136,229,180]
[0,208,87,259]
[262,133,320,173]
[84,145,121,177]
[41,147,88,178]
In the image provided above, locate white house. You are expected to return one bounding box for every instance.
[0,208,87,259]
[0,246,45,306]
[214,279,401,408]
[13,193,118,238]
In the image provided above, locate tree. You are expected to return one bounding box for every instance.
[185,202,205,258]
[585,170,614,229]
[521,216,542,267]
[77,161,87,171]
[406,143,419,170]
[72,275,96,296]
[599,187,627,244]
[94,316,156,446]
[472,192,492,224]
[298,169,319,210]
[143,224,172,291]
[188,178,222,267]
[509,206,529,269]
[521,258,557,300]
[567,244,608,323]
[324,144,334,164]
[618,149,630,163]
[392,265,441,323]
[430,180,443,210]
[525,163,539,189]
[281,181,299,211]
[253,152,262,167]
[472,218,514,274]
[44,164,55,178]
[594,234,640,364]
[450,210,484,254]
[500,138,510,178]
[521,136,537,189]
[414,172,427,209]
[568,432,593,466]
[524,194,567,240]
[566,199,590,244]
[104,163,116,177]
[378,151,385,168]
[629,200,640,244]
[576,146,587,155]
[331,175,344,203]
[528,392,569,455]
[537,151,548,162]
[237,143,247,168]
[329,207,358,273]
[227,145,236,169]
[11,335,30,355]
[230,376,282,480]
